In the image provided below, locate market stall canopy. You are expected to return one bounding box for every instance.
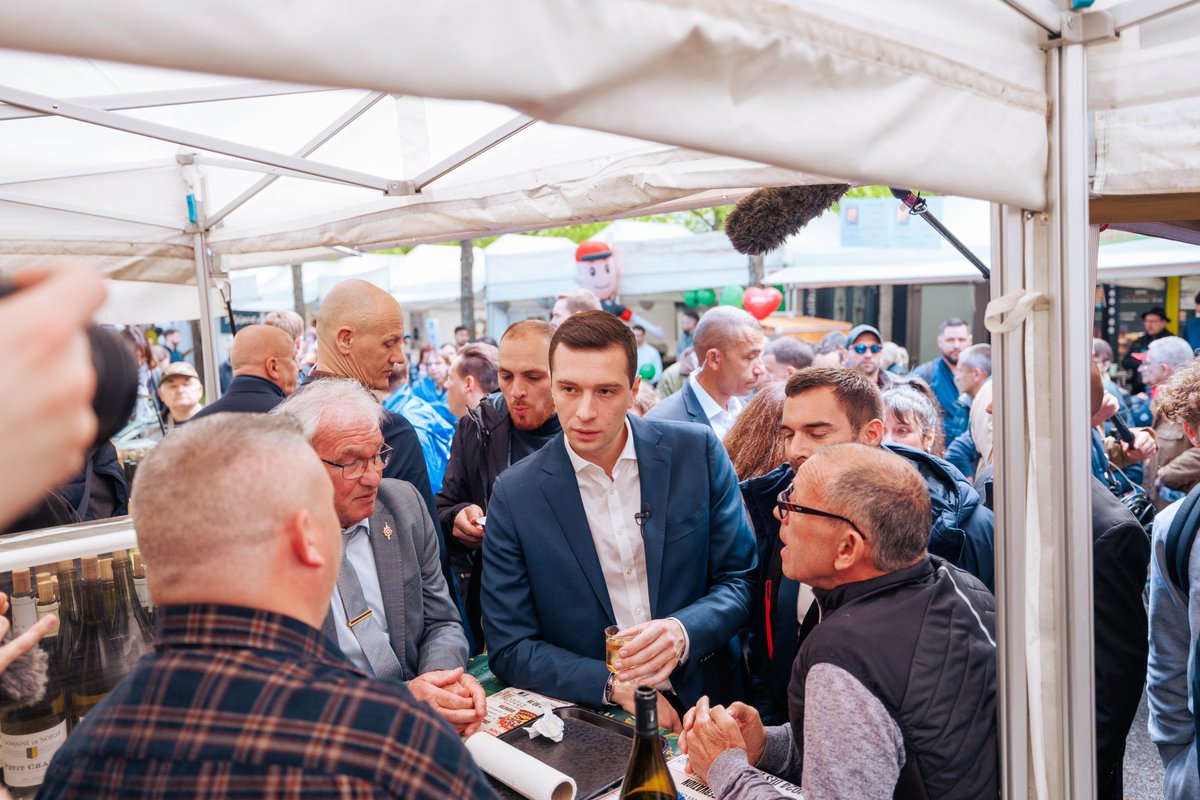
[0,0,1052,287]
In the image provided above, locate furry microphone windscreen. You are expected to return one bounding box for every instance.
[0,628,48,711]
[724,184,850,255]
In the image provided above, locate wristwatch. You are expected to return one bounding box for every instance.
[602,673,617,706]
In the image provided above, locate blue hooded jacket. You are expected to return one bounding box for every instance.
[740,444,995,722]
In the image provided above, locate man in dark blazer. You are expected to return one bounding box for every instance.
[483,311,757,728]
[303,279,468,645]
[193,324,298,420]
[274,378,484,736]
[646,306,765,440]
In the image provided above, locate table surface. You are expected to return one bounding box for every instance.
[467,653,680,753]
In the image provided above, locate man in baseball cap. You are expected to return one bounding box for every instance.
[845,324,894,389]
[157,361,205,432]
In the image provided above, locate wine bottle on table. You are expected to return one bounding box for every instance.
[110,550,154,658]
[619,686,677,799]
[0,572,68,797]
[70,556,126,723]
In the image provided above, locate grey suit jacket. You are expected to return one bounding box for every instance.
[646,379,711,430]
[322,478,468,680]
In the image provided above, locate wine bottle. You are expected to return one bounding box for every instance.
[70,557,126,722]
[110,550,154,660]
[619,687,677,799]
[130,550,154,623]
[97,558,117,630]
[0,573,68,796]
[53,564,79,729]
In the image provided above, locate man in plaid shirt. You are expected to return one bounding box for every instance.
[40,414,496,799]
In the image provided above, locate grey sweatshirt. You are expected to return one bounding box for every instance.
[1147,498,1200,800]
[706,662,904,800]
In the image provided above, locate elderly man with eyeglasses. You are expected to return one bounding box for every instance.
[679,443,998,800]
[273,378,484,736]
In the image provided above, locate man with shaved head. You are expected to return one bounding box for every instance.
[680,443,998,800]
[193,324,298,420]
[40,414,495,799]
[306,279,467,643]
[647,306,766,439]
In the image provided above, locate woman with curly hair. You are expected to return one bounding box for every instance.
[724,381,787,480]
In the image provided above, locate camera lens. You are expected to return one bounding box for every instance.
[87,326,139,446]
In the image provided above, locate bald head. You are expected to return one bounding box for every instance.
[315,279,406,391]
[130,414,341,626]
[230,324,299,394]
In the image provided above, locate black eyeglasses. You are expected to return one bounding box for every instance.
[321,445,393,481]
[851,344,883,355]
[776,486,865,537]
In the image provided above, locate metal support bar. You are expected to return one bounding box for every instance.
[0,84,396,193]
[206,91,387,227]
[192,228,221,401]
[1110,0,1200,30]
[191,154,347,184]
[999,0,1065,32]
[1048,40,1097,799]
[411,114,536,192]
[0,81,334,123]
[991,203,1030,800]
[0,188,182,229]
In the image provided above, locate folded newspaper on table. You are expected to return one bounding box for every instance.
[595,755,805,799]
[480,686,571,737]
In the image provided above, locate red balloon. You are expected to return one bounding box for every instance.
[743,287,784,320]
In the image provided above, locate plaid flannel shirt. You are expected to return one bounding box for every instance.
[39,604,496,799]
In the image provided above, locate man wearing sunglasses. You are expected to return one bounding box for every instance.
[680,444,998,800]
[274,379,484,736]
[844,324,895,390]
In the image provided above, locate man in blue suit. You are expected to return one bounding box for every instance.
[646,306,765,439]
[483,310,757,729]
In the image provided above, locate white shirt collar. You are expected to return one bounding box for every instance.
[689,371,744,419]
[342,518,370,538]
[564,418,637,475]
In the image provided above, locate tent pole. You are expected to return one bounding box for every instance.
[192,229,221,401]
[991,202,1031,800]
[460,240,475,335]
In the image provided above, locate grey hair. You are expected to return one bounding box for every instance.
[807,443,931,571]
[271,377,386,443]
[767,338,814,370]
[1149,336,1195,370]
[692,306,762,355]
[882,384,942,453]
[958,343,992,376]
[131,414,323,586]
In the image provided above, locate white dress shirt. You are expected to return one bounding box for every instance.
[564,420,690,677]
[329,519,389,675]
[689,371,745,440]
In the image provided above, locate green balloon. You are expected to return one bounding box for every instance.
[773,284,787,311]
[638,363,657,381]
[696,288,717,306]
[720,284,745,308]
[683,290,699,307]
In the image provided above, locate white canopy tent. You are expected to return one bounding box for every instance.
[3,1,1200,797]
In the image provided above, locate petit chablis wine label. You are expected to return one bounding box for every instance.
[0,723,68,788]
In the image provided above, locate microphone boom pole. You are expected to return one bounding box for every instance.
[889,188,990,280]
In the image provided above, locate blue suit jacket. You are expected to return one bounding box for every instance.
[644,379,710,431]
[193,374,285,420]
[482,415,757,708]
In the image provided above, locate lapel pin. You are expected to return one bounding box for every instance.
[382,521,394,540]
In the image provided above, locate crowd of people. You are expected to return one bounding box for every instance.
[0,266,1193,799]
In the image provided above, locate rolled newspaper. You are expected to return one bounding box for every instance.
[465,731,576,800]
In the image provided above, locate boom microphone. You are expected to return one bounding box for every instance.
[724,184,850,256]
